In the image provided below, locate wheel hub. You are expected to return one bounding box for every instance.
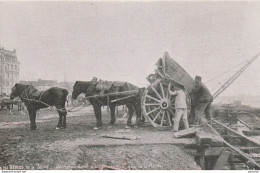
[160,98,171,110]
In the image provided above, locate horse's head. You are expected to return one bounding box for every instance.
[10,83,27,100]
[72,81,82,100]
[72,81,92,100]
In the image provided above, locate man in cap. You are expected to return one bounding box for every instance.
[190,76,213,125]
[168,84,189,132]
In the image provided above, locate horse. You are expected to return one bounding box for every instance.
[10,83,69,130]
[72,80,145,130]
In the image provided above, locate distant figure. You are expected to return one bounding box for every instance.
[168,84,189,132]
[190,76,213,125]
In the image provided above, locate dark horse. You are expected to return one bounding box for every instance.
[10,83,69,130]
[72,81,144,130]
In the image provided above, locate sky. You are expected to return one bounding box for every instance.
[1,1,260,98]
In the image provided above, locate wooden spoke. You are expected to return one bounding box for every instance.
[169,108,175,116]
[160,83,165,98]
[166,111,172,126]
[160,111,165,126]
[151,86,162,99]
[145,103,160,106]
[147,107,160,116]
[153,110,162,122]
[146,95,161,103]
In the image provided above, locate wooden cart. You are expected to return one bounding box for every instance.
[141,52,195,129]
[85,52,195,130]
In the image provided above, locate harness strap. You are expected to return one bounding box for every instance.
[38,91,44,102]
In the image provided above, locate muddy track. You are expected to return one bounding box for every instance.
[0,108,200,170]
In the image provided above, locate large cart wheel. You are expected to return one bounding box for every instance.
[141,78,191,130]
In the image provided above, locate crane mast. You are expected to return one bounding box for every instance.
[213,53,259,99]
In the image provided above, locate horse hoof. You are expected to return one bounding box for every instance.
[56,127,61,130]
[125,125,131,129]
[30,126,37,130]
[109,121,115,125]
[93,127,101,130]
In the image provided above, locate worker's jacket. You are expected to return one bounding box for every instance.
[190,82,213,103]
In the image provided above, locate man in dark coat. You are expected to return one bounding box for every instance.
[190,76,213,125]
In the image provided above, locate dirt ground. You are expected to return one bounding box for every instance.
[0,106,200,170]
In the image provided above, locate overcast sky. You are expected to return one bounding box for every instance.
[1,1,260,98]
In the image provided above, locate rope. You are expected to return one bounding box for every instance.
[19,86,89,113]
[205,60,247,84]
[21,97,90,113]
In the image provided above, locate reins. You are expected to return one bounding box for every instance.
[19,86,88,113]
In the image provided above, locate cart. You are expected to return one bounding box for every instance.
[85,52,195,129]
[141,52,195,129]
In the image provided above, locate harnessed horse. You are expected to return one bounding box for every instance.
[10,83,68,130]
[72,80,145,130]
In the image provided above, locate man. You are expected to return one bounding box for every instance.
[168,84,189,132]
[190,76,213,125]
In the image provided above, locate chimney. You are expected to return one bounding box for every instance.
[13,49,16,53]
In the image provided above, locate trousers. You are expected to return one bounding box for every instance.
[174,108,189,131]
[194,102,212,125]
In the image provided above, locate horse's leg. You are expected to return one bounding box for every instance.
[133,102,143,126]
[109,104,116,125]
[56,110,67,129]
[27,106,37,130]
[56,111,63,129]
[125,104,134,128]
[93,103,102,130]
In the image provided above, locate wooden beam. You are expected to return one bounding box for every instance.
[85,90,139,99]
[243,131,260,136]
[213,149,231,170]
[213,120,260,147]
[238,118,253,130]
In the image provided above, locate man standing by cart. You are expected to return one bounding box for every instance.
[190,76,213,125]
[168,84,189,132]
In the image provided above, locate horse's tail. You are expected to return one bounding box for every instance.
[62,89,69,100]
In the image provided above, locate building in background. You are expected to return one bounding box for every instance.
[20,79,58,90]
[0,46,20,94]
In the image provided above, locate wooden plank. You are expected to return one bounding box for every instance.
[238,146,260,153]
[196,128,223,146]
[243,130,260,136]
[238,118,253,130]
[250,153,260,158]
[174,118,217,138]
[213,120,260,147]
[213,149,231,170]
[173,127,197,138]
